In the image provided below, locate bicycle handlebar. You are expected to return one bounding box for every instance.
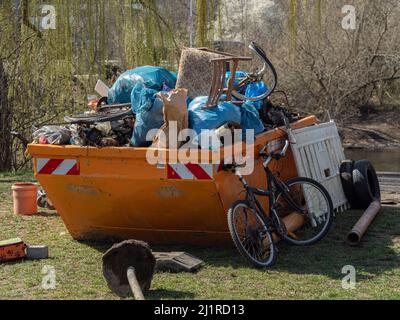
[223,140,290,172]
[259,140,290,160]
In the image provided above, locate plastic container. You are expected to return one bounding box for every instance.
[12,183,38,216]
[0,238,27,262]
[26,245,49,260]
[27,116,318,246]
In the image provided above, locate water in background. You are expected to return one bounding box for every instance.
[345,149,400,172]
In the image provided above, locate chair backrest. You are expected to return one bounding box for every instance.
[176,47,251,108]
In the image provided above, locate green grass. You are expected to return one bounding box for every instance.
[0,174,399,300]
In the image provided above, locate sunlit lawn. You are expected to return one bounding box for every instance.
[1,174,399,300]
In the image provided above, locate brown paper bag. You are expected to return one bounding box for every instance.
[152,89,189,149]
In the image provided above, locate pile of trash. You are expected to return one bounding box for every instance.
[32,57,298,149]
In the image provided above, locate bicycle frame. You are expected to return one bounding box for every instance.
[235,164,305,231]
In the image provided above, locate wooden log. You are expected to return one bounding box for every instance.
[127,267,145,300]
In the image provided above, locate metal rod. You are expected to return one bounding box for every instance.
[347,199,381,246]
[127,267,145,300]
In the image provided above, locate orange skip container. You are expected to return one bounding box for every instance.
[27,116,318,246]
[12,183,38,216]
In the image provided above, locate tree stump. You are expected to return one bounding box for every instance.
[102,240,156,298]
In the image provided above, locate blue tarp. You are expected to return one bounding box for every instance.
[225,71,268,109]
[188,96,242,135]
[240,101,265,138]
[225,71,248,92]
[188,96,265,147]
[108,66,177,104]
[130,82,165,147]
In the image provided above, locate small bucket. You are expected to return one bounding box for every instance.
[12,183,38,216]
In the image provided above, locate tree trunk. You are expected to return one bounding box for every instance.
[316,0,322,33]
[0,60,12,172]
[195,0,207,47]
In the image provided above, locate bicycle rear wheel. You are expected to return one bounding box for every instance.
[64,108,134,124]
[227,200,276,268]
[273,177,334,246]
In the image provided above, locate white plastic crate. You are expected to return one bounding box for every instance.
[288,121,349,214]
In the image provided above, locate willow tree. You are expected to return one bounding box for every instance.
[289,0,323,59]
[0,59,11,171]
[143,0,157,65]
[196,0,207,47]
[0,0,189,170]
[217,0,223,40]
[0,1,13,171]
[316,0,322,32]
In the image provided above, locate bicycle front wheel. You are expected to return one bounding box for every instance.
[227,200,276,268]
[274,177,334,246]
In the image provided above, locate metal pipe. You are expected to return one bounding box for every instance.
[347,199,381,246]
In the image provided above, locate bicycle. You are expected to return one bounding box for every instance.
[226,140,334,268]
[230,41,278,102]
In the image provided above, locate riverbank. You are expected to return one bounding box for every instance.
[338,108,400,150]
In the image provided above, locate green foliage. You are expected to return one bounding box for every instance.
[0,0,184,171]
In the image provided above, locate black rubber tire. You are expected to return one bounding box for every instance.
[340,160,357,208]
[227,200,276,268]
[37,194,47,209]
[352,160,381,210]
[275,177,334,246]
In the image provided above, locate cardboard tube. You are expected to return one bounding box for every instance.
[266,213,306,245]
[347,200,381,246]
[283,212,306,233]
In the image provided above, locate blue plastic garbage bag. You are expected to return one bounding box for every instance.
[130,82,165,147]
[244,81,268,109]
[225,71,268,109]
[225,71,248,93]
[188,96,241,149]
[240,101,265,140]
[108,66,177,104]
[188,96,242,135]
[188,97,264,148]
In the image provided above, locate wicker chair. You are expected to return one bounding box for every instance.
[176,47,251,108]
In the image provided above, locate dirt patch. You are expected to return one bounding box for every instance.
[338,108,400,150]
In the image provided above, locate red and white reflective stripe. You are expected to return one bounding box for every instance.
[36,158,80,175]
[167,163,213,180]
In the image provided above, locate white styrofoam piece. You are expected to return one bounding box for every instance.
[95,79,110,97]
